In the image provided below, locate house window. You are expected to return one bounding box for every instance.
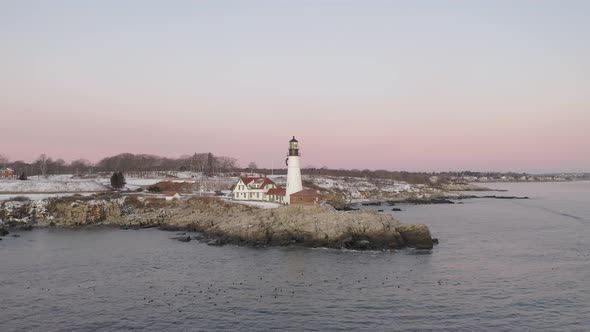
[257,193,259,198]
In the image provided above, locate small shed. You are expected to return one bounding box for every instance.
[290,189,321,205]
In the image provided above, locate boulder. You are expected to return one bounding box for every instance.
[207,239,225,246]
[396,224,433,249]
[171,236,191,242]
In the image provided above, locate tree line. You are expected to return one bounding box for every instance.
[252,167,439,185]
[0,152,238,177]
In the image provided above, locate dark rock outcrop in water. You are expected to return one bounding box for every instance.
[404,198,455,205]
[481,195,529,200]
[396,225,435,249]
[0,197,435,250]
[361,202,382,206]
[454,195,529,200]
[171,235,191,242]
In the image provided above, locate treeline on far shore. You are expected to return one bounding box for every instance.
[1,153,587,185]
[0,152,237,178]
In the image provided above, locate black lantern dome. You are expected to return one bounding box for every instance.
[288,136,299,156]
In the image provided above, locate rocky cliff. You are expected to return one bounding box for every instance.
[0,196,435,250]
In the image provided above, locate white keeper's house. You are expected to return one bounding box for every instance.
[232,176,284,202]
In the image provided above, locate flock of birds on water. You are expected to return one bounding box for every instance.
[4,230,466,317]
[26,271,454,315]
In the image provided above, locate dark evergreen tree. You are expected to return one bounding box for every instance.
[18,172,27,180]
[206,152,216,175]
[110,171,126,189]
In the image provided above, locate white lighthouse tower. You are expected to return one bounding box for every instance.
[285,136,303,204]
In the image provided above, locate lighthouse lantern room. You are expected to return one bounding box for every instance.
[285,136,303,204]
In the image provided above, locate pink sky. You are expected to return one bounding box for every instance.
[1,1,589,172]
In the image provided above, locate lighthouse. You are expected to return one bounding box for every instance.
[285,136,303,204]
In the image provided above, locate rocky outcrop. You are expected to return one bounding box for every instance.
[43,199,124,227]
[0,196,435,250]
[396,224,434,249]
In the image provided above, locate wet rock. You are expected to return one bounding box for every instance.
[159,224,186,232]
[396,224,433,249]
[481,195,529,200]
[404,198,455,205]
[11,234,21,238]
[432,238,439,245]
[207,239,225,246]
[341,238,373,250]
[391,208,402,211]
[173,236,191,242]
[356,239,371,249]
[16,224,33,231]
[334,206,359,211]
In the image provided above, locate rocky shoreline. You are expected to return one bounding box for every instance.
[353,194,530,208]
[0,195,436,250]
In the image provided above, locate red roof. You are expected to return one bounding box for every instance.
[266,188,286,196]
[239,176,276,189]
[291,189,320,196]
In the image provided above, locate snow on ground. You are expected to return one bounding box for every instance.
[303,175,420,199]
[28,175,75,181]
[0,179,109,193]
[94,178,163,186]
[0,193,94,202]
[175,171,204,179]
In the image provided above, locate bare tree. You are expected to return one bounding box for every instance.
[248,162,258,172]
[54,158,66,174]
[37,154,49,177]
[217,156,238,172]
[71,159,91,176]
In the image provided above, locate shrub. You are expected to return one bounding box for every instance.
[110,171,126,190]
[10,196,30,202]
[148,185,161,193]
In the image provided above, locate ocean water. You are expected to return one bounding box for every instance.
[1,181,589,331]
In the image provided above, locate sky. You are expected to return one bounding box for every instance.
[1,0,589,172]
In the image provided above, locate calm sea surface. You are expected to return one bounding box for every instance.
[1,182,589,331]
